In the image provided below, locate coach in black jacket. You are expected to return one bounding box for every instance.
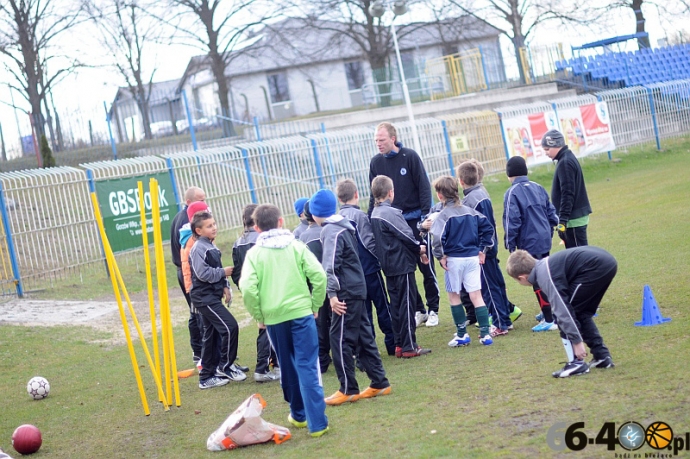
[368,122,440,325]
[542,130,592,248]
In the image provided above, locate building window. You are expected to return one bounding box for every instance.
[267,73,290,103]
[345,61,365,90]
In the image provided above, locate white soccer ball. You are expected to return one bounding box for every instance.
[27,376,50,400]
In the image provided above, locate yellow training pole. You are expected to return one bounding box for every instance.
[90,192,150,416]
[138,181,163,402]
[150,178,181,407]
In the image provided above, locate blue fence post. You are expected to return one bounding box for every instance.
[310,139,325,189]
[165,157,182,212]
[86,169,109,278]
[320,122,326,133]
[0,181,24,297]
[496,111,511,160]
[478,45,491,90]
[596,94,613,160]
[241,148,258,204]
[441,120,455,176]
[253,116,262,141]
[181,89,198,151]
[645,86,662,151]
[103,101,117,160]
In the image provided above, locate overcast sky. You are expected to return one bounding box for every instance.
[0,3,687,160]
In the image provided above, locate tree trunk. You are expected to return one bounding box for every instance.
[632,0,651,49]
[135,84,153,140]
[370,54,392,108]
[508,0,527,84]
[210,54,237,137]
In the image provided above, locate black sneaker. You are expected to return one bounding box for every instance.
[590,355,615,369]
[552,360,590,378]
[199,376,230,390]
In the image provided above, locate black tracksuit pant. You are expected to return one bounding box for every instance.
[405,218,440,314]
[330,299,389,395]
[177,267,204,360]
[364,271,395,355]
[256,327,279,374]
[316,298,332,372]
[559,256,617,360]
[564,226,588,248]
[197,298,239,381]
[386,272,420,353]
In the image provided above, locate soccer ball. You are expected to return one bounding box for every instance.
[26,376,50,400]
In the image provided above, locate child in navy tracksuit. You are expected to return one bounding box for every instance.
[293,197,309,239]
[370,175,431,359]
[189,211,245,389]
[299,201,332,374]
[506,246,617,378]
[503,156,560,332]
[310,189,391,405]
[231,204,280,383]
[336,178,396,357]
[427,175,495,347]
[457,160,513,335]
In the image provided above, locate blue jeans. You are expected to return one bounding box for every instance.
[266,316,328,433]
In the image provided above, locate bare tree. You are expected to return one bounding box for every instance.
[84,0,161,140]
[0,0,83,139]
[164,0,277,137]
[445,0,585,84]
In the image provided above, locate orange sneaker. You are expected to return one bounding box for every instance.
[359,386,392,399]
[324,390,360,406]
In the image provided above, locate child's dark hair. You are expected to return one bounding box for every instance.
[506,250,537,279]
[336,178,358,203]
[191,211,213,238]
[371,175,393,204]
[457,161,479,186]
[433,175,460,203]
[242,204,258,228]
[252,204,281,231]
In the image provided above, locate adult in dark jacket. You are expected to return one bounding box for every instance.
[170,186,206,365]
[368,122,440,327]
[542,130,592,248]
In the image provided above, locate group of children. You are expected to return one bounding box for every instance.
[178,139,618,437]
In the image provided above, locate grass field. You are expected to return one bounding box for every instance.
[1,138,689,458]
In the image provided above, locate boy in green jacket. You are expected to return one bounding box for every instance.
[239,204,329,438]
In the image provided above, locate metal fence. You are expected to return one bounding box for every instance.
[2,79,690,295]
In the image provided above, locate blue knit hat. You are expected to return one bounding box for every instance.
[309,189,337,218]
[293,197,308,217]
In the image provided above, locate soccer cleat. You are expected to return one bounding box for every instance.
[510,306,523,323]
[535,312,544,322]
[310,426,329,438]
[532,320,558,332]
[287,413,307,429]
[479,335,493,346]
[199,376,230,390]
[552,360,590,378]
[216,365,247,381]
[448,333,471,347]
[490,325,509,337]
[254,370,279,383]
[395,346,402,358]
[401,347,432,358]
[325,390,360,405]
[415,311,428,327]
[590,355,615,369]
[359,386,392,399]
[425,311,439,327]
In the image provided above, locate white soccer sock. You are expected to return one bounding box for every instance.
[562,338,575,362]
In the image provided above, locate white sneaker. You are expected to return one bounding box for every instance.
[415,311,428,327]
[425,311,439,327]
[448,333,471,347]
[253,370,279,383]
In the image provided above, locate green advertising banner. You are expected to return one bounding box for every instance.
[94,172,177,253]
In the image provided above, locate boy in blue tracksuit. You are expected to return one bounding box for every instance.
[503,156,560,332]
[427,175,495,347]
[310,189,391,406]
[458,160,513,336]
[293,197,309,239]
[336,178,396,357]
[299,201,333,373]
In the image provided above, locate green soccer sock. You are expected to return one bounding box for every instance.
[476,306,490,337]
[450,304,467,336]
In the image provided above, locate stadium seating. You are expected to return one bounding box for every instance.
[555,44,690,89]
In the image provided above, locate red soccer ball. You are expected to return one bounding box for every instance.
[12,424,42,455]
